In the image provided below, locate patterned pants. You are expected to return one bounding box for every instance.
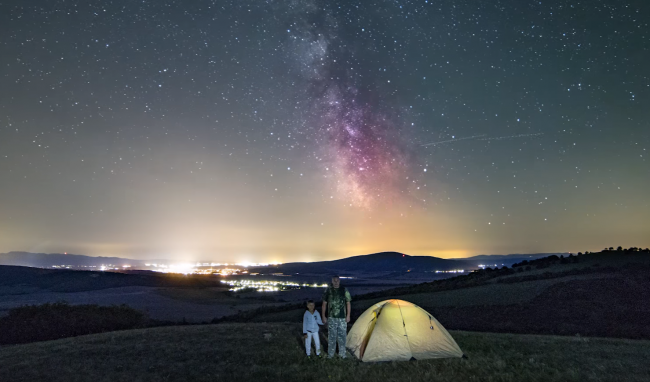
[327,318,347,358]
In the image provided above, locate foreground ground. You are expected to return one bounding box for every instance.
[1,323,649,382]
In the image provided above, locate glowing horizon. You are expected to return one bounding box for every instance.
[1,1,648,263]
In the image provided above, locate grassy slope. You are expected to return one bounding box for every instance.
[503,251,650,278]
[155,287,277,306]
[0,265,228,293]
[246,273,612,323]
[239,253,650,336]
[1,323,648,382]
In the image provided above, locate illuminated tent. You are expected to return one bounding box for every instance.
[346,299,464,362]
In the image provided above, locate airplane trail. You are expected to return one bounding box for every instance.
[421,134,487,146]
[480,133,544,141]
[422,132,543,146]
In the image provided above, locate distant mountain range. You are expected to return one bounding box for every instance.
[0,251,569,272]
[0,252,148,269]
[252,252,573,275]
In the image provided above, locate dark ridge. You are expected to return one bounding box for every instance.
[250,251,474,274]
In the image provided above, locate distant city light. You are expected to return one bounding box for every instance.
[141,261,283,275]
[49,261,283,274]
[221,279,328,292]
[435,269,465,274]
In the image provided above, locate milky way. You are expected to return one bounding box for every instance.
[285,2,415,208]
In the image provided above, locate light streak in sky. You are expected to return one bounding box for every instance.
[480,133,544,141]
[421,134,487,146]
[422,133,543,146]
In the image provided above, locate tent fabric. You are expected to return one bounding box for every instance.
[346,299,463,362]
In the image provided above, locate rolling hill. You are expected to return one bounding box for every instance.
[0,265,224,293]
[1,249,649,381]
[1,250,573,273]
[0,251,149,269]
[222,250,650,340]
[251,251,474,275]
[458,253,568,267]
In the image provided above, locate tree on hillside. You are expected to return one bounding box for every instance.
[617,246,623,251]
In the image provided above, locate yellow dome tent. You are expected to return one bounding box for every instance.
[346,299,464,362]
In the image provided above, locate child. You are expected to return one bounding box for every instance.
[303,299,323,356]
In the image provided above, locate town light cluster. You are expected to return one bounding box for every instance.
[221,279,328,292]
[142,261,282,275]
[434,269,466,273]
[51,264,131,270]
[477,264,504,269]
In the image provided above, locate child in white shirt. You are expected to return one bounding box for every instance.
[303,300,323,356]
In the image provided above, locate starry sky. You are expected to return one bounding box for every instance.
[1,0,648,263]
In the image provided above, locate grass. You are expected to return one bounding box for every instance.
[156,287,255,305]
[1,323,648,382]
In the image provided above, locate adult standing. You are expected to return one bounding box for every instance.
[321,275,352,358]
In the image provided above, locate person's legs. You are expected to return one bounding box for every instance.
[327,319,337,357]
[313,331,321,355]
[336,319,347,358]
[305,332,313,356]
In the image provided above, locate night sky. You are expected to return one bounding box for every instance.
[1,1,648,263]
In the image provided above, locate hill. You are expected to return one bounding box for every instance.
[221,249,650,340]
[459,253,567,267]
[0,265,224,293]
[0,251,150,269]
[0,250,578,273]
[1,323,648,382]
[251,251,473,275]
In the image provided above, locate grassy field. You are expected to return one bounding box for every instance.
[246,272,614,323]
[155,287,280,306]
[1,323,648,382]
